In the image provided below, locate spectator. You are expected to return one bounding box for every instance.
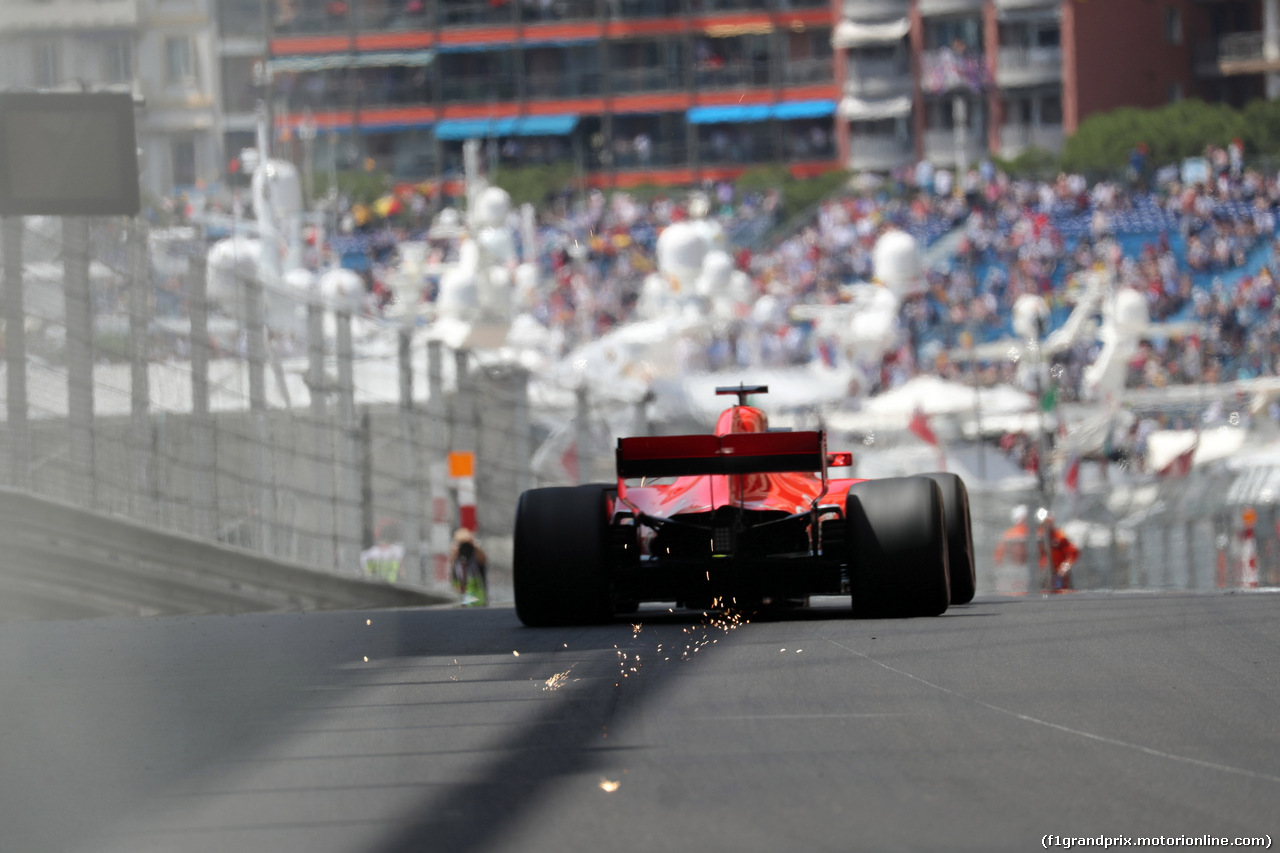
[361,519,405,583]
[1034,508,1079,593]
[449,528,489,606]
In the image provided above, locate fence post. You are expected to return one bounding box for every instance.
[128,219,153,524]
[426,339,448,585]
[63,216,95,506]
[335,308,360,573]
[575,384,590,485]
[1161,517,1172,590]
[514,366,532,499]
[398,326,422,584]
[360,407,374,552]
[188,248,215,538]
[3,216,29,491]
[243,260,273,553]
[1185,517,1197,590]
[306,285,332,568]
[451,348,475,528]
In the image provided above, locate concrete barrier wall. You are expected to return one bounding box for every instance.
[0,487,450,622]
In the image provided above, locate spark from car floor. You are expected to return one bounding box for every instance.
[675,599,749,661]
[543,669,573,691]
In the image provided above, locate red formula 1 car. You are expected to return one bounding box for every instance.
[514,385,975,626]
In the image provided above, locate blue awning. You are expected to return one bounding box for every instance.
[434,114,579,140]
[687,104,772,124]
[687,99,837,124]
[519,114,578,135]
[772,99,837,120]
[434,119,492,140]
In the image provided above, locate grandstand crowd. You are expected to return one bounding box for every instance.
[378,146,1280,407]
[172,142,1280,413]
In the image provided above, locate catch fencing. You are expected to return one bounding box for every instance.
[0,214,1274,598]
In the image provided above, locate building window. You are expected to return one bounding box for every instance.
[166,36,199,84]
[1042,94,1063,125]
[1165,8,1183,46]
[32,41,60,87]
[171,137,197,188]
[1168,82,1184,103]
[104,36,133,83]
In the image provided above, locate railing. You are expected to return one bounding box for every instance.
[355,2,435,29]
[526,71,604,99]
[690,0,771,11]
[999,122,1064,155]
[436,0,517,26]
[923,128,986,166]
[695,60,772,90]
[0,0,139,31]
[611,0,685,18]
[589,138,689,169]
[844,56,911,97]
[1219,31,1266,63]
[782,57,834,86]
[698,131,792,165]
[920,47,989,94]
[610,65,683,94]
[440,74,520,102]
[517,0,601,22]
[274,2,355,34]
[841,0,908,18]
[917,0,983,14]
[848,133,912,170]
[996,45,1062,85]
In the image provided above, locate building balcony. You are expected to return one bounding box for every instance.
[920,48,990,94]
[847,133,911,172]
[695,60,772,90]
[844,55,911,98]
[923,128,985,167]
[783,57,835,87]
[526,71,604,99]
[440,74,519,102]
[841,0,908,19]
[992,0,1058,12]
[691,0,804,11]
[610,65,682,94]
[1195,31,1280,77]
[589,138,688,170]
[0,0,138,31]
[917,0,984,16]
[998,122,1063,156]
[995,46,1062,88]
[612,0,685,19]
[355,2,435,30]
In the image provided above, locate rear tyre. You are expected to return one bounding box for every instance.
[921,472,976,605]
[514,485,614,627]
[846,477,950,617]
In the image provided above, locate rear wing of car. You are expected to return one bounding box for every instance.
[617,431,828,479]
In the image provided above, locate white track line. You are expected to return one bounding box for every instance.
[827,638,1280,785]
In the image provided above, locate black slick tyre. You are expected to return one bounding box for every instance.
[846,476,950,617]
[921,472,976,605]
[514,485,614,627]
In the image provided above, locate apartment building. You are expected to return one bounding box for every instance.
[839,0,1280,173]
[261,0,840,188]
[4,1,1275,196]
[0,0,222,199]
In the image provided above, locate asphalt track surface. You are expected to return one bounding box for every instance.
[1,591,1278,853]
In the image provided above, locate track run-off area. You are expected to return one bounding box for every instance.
[1,591,1277,853]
